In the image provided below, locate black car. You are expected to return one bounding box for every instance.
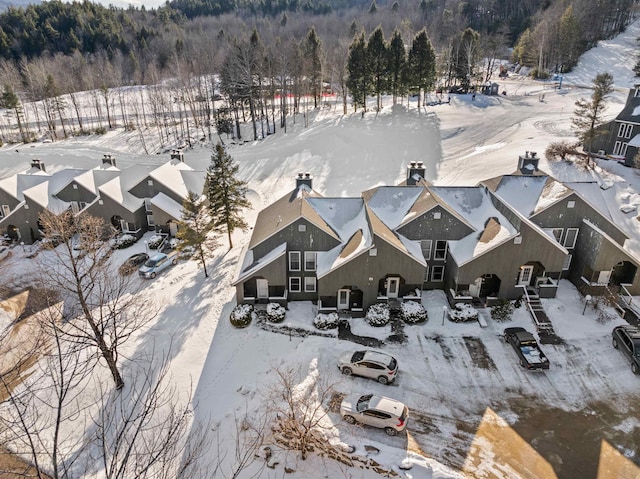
[119,253,149,275]
[612,325,640,374]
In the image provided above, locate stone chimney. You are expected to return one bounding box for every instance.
[406,160,426,185]
[31,159,46,172]
[170,149,185,163]
[102,154,117,167]
[296,172,313,190]
[518,151,539,175]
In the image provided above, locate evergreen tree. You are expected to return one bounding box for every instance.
[387,29,406,105]
[303,27,323,109]
[558,5,582,73]
[177,191,218,278]
[0,84,27,143]
[367,26,388,111]
[346,31,369,111]
[368,0,378,14]
[206,143,251,249]
[407,29,436,108]
[572,72,614,167]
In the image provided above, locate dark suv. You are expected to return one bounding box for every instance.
[612,325,640,374]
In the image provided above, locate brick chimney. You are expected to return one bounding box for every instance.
[296,172,313,189]
[30,159,46,172]
[170,149,185,163]
[406,160,426,185]
[102,154,117,167]
[518,151,539,175]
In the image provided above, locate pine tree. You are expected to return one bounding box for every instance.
[367,26,388,111]
[177,191,218,278]
[572,72,614,167]
[346,31,369,111]
[387,29,407,105]
[206,143,251,249]
[303,27,323,109]
[407,29,436,108]
[0,84,27,143]
[558,5,582,72]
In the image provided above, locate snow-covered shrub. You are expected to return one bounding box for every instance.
[230,304,253,328]
[266,303,286,323]
[147,234,164,249]
[490,299,514,322]
[401,301,428,324]
[365,303,390,327]
[113,234,136,249]
[448,303,479,323]
[313,312,340,330]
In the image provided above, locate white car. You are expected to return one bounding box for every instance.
[338,350,398,384]
[340,394,409,436]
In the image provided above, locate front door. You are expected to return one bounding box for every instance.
[518,265,534,286]
[386,277,400,298]
[257,279,269,299]
[338,289,350,310]
[169,221,178,237]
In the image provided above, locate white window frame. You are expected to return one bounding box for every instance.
[144,198,153,213]
[70,201,79,214]
[79,201,87,210]
[298,224,306,232]
[614,141,629,157]
[618,123,627,137]
[304,251,317,271]
[431,265,444,282]
[421,240,432,260]
[304,276,316,292]
[551,228,564,243]
[1,204,11,217]
[563,254,572,271]
[289,277,301,293]
[289,251,301,271]
[563,228,579,249]
[567,200,575,208]
[423,265,430,281]
[146,214,155,227]
[625,124,633,139]
[434,240,447,260]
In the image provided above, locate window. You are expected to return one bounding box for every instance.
[289,251,301,271]
[421,240,432,260]
[618,123,633,139]
[618,123,626,137]
[147,179,153,186]
[433,211,441,219]
[551,228,563,242]
[79,201,87,210]
[434,240,447,260]
[289,277,301,292]
[369,248,377,256]
[304,276,316,292]
[423,265,430,281]
[304,251,317,271]
[567,201,575,209]
[298,224,306,232]
[563,254,572,270]
[147,215,155,227]
[71,201,79,214]
[72,184,78,189]
[614,141,629,156]
[144,198,153,213]
[597,270,612,285]
[1,205,10,217]
[564,228,578,248]
[431,265,444,282]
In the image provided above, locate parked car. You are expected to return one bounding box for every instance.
[504,327,550,370]
[612,325,640,374]
[119,252,149,275]
[338,350,398,385]
[111,234,137,249]
[340,394,409,436]
[138,252,177,279]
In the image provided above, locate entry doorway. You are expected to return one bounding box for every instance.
[337,289,350,310]
[386,277,400,298]
[518,265,534,286]
[257,279,268,299]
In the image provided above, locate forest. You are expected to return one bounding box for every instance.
[0,0,636,146]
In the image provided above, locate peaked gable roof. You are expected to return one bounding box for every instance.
[488,175,553,217]
[23,169,85,212]
[72,167,121,195]
[0,169,51,201]
[615,88,640,124]
[99,164,153,212]
[364,186,424,230]
[248,186,338,249]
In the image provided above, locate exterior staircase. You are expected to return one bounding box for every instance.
[521,287,555,335]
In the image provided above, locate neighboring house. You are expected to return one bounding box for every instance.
[0,151,207,244]
[592,84,640,166]
[234,153,640,312]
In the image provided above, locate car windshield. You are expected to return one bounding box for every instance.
[388,357,397,370]
[144,258,159,267]
[352,351,365,362]
[400,406,408,421]
[356,394,372,412]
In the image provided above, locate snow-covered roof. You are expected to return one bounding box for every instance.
[151,192,183,220]
[233,242,287,285]
[305,197,366,241]
[565,181,621,227]
[366,205,426,266]
[532,179,572,214]
[149,160,204,198]
[22,169,85,212]
[363,186,424,230]
[317,227,373,278]
[629,134,640,148]
[0,171,51,201]
[582,218,640,266]
[98,165,152,212]
[72,168,120,195]
[492,175,550,217]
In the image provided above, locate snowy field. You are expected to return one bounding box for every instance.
[2,19,640,479]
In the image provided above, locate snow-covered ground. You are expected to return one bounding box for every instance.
[2,19,640,479]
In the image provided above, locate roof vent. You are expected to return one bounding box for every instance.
[296,172,312,190]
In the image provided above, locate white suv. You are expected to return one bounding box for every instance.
[340,394,409,436]
[338,350,398,384]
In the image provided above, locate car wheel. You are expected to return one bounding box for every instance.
[612,338,619,349]
[633,363,639,375]
[172,258,177,265]
[343,415,356,425]
[341,367,352,376]
[384,427,398,436]
[150,272,156,279]
[377,376,389,385]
